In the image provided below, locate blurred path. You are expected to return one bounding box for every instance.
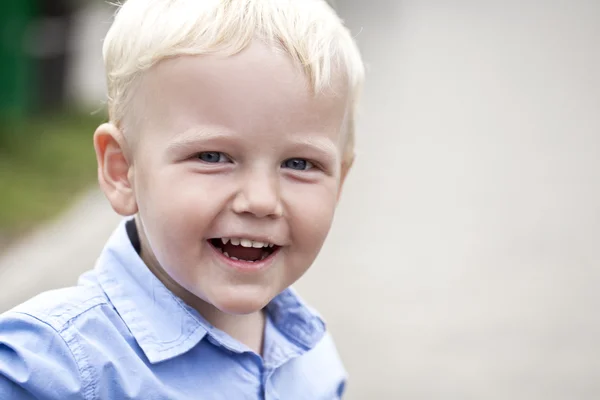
[298,1,600,399]
[0,191,120,311]
[3,1,600,399]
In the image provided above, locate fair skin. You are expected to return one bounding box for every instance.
[94,41,352,354]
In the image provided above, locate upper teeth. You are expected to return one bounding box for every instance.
[221,238,274,248]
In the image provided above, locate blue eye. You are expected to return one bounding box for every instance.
[197,152,229,163]
[282,158,314,171]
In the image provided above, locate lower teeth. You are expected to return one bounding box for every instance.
[218,248,272,262]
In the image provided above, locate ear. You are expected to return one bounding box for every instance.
[337,153,355,203]
[93,123,138,216]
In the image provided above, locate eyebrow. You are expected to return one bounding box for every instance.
[286,136,339,163]
[165,126,339,162]
[165,126,234,154]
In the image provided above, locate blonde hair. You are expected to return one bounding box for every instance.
[103,0,365,158]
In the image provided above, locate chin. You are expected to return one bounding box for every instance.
[210,287,275,315]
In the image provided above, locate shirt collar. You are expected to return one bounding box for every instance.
[94,219,326,364]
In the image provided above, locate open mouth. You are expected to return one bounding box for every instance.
[208,238,280,263]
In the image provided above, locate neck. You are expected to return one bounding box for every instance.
[198,304,267,355]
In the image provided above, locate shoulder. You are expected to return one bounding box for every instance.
[0,285,112,400]
[305,331,347,380]
[269,289,347,398]
[281,331,348,399]
[6,283,109,332]
[0,283,133,400]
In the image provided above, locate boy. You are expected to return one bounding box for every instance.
[0,0,364,398]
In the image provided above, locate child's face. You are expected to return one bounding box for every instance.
[121,42,350,315]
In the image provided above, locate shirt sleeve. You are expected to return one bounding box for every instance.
[0,312,88,400]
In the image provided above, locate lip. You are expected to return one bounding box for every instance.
[207,240,280,273]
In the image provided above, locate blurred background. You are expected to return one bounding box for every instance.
[0,0,108,246]
[1,1,599,399]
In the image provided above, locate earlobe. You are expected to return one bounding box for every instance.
[93,123,138,216]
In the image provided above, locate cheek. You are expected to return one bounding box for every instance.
[134,167,229,265]
[284,180,339,250]
[137,165,228,221]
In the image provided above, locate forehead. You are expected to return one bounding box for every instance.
[131,41,350,146]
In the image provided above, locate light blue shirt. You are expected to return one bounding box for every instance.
[0,220,346,399]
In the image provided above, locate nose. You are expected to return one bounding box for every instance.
[232,168,283,218]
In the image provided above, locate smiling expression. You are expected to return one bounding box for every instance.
[116,41,351,316]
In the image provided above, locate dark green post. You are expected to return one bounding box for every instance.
[0,0,36,118]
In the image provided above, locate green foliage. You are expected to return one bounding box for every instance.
[0,112,104,236]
